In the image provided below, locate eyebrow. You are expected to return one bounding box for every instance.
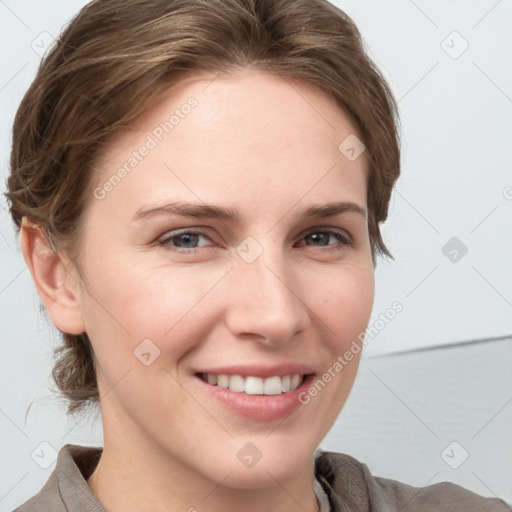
[131,200,367,223]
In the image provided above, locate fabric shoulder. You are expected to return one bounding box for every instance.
[368,473,512,512]
[315,449,511,512]
[12,444,105,512]
[12,472,66,512]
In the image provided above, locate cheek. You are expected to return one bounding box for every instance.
[295,265,373,442]
[81,252,210,334]
[317,262,375,348]
[78,255,227,382]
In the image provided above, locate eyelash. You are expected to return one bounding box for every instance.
[157,228,353,254]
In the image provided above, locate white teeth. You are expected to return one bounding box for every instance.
[263,376,282,395]
[245,376,263,395]
[290,374,301,389]
[217,374,229,388]
[228,374,245,392]
[201,373,304,395]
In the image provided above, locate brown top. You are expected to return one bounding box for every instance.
[13,444,511,511]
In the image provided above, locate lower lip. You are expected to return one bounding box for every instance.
[195,374,316,422]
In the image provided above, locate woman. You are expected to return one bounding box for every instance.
[6,0,511,511]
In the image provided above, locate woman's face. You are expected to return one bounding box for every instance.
[74,68,374,487]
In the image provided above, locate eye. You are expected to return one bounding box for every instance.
[158,230,212,253]
[157,227,353,255]
[298,229,353,250]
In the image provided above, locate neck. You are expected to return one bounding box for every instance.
[87,424,320,512]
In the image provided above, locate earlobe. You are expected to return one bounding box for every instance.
[19,217,86,335]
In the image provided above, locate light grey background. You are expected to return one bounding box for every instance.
[0,0,511,510]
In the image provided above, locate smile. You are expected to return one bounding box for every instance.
[198,372,305,395]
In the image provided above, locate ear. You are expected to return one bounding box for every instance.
[19,217,86,335]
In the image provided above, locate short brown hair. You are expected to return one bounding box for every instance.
[5,0,401,415]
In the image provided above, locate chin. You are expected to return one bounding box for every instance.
[200,436,315,490]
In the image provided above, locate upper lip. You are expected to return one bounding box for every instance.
[194,364,316,379]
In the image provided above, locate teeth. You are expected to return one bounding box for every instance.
[217,374,229,388]
[290,374,301,389]
[263,376,282,395]
[228,375,245,393]
[281,375,291,392]
[245,376,263,395]
[201,373,304,395]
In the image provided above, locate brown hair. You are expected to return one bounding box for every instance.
[5,0,401,415]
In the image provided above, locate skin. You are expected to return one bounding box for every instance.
[21,67,375,512]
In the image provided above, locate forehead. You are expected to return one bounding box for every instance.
[89,68,368,220]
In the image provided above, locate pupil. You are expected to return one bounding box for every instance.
[310,233,328,246]
[179,233,197,248]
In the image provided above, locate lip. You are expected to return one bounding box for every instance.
[193,367,317,422]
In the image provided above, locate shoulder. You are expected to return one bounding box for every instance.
[13,444,104,512]
[12,473,63,512]
[314,449,511,512]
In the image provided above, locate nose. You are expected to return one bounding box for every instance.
[223,244,309,347]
